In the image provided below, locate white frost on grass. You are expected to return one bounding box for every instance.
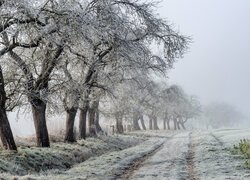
[0,135,143,179]
[18,138,166,179]
[1,129,250,180]
[193,129,250,179]
[213,128,250,146]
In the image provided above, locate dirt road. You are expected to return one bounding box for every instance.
[127,132,195,179]
[126,130,250,180]
[8,129,250,179]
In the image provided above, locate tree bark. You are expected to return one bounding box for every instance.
[0,109,17,151]
[139,115,146,130]
[153,116,159,130]
[132,112,141,130]
[115,113,124,134]
[79,106,88,139]
[176,120,181,130]
[95,108,102,132]
[64,107,78,142]
[0,66,17,151]
[31,101,50,147]
[149,118,153,130]
[173,118,177,130]
[167,119,170,130]
[179,118,186,130]
[88,104,97,137]
[163,119,166,130]
[180,122,186,130]
[94,101,103,133]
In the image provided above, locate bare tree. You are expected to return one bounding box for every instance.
[0,0,190,145]
[0,65,17,150]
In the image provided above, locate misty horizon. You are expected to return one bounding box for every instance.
[158,0,250,119]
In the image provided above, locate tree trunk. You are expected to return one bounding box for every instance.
[163,119,166,130]
[0,110,17,151]
[167,119,170,130]
[0,66,17,151]
[173,118,177,130]
[31,101,50,147]
[94,101,103,133]
[79,106,88,139]
[132,113,141,130]
[115,113,124,134]
[64,107,78,142]
[9,51,51,147]
[149,118,153,130]
[9,47,63,148]
[177,120,181,130]
[140,115,146,130]
[0,135,7,149]
[153,116,159,130]
[88,104,97,137]
[180,122,186,130]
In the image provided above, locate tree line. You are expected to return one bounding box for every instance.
[0,0,191,151]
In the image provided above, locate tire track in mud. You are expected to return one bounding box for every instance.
[186,132,199,180]
[117,134,176,180]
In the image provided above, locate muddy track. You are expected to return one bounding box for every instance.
[117,135,175,180]
[186,132,199,180]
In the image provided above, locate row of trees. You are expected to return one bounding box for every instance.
[0,0,190,151]
[201,102,244,129]
[103,81,201,133]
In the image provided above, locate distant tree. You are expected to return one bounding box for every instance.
[160,85,201,130]
[202,102,243,129]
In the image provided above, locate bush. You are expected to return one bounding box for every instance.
[233,139,250,169]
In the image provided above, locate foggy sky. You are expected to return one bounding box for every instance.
[158,0,250,118]
[7,0,250,136]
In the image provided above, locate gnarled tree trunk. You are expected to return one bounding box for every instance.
[0,109,17,151]
[31,100,50,147]
[0,66,17,151]
[9,48,63,147]
[64,107,78,142]
[79,105,88,139]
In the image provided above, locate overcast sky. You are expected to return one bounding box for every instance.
[157,0,250,118]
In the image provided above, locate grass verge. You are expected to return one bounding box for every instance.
[0,135,144,178]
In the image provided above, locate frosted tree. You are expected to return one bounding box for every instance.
[0,65,17,150]
[59,0,190,138]
[0,0,79,147]
[160,85,201,130]
[0,0,190,148]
